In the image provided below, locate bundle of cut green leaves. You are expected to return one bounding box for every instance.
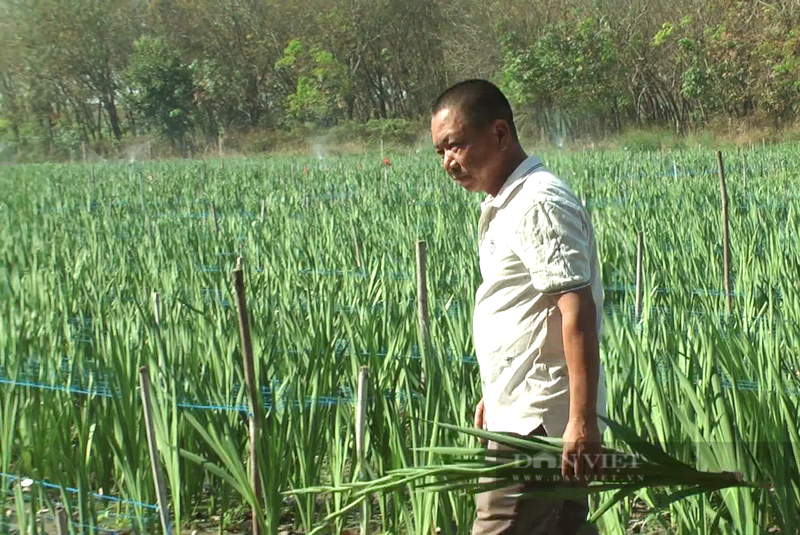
[289,417,767,527]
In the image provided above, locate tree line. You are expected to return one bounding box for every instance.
[1,0,798,160]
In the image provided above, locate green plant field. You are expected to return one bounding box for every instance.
[1,144,799,534]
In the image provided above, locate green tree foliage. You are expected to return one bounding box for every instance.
[754,29,800,123]
[0,0,139,158]
[2,0,800,160]
[126,37,195,148]
[275,39,352,127]
[500,15,622,140]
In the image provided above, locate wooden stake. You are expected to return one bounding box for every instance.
[55,504,68,535]
[356,366,370,535]
[416,240,431,365]
[232,266,262,535]
[138,367,172,535]
[153,292,163,370]
[356,367,369,469]
[635,231,644,320]
[29,486,38,535]
[717,151,733,315]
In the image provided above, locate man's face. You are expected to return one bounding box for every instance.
[431,107,505,194]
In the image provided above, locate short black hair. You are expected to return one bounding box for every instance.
[431,79,517,140]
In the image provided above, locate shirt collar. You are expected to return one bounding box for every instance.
[482,155,543,210]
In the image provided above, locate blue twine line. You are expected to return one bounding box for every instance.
[0,473,158,511]
[5,489,160,524]
[176,400,249,412]
[0,371,425,413]
[3,363,796,409]
[0,377,115,398]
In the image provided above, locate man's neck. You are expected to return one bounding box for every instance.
[487,148,529,197]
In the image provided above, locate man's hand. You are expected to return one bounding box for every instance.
[562,416,602,482]
[474,398,486,444]
[474,398,485,429]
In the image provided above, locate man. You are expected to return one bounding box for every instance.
[430,79,607,534]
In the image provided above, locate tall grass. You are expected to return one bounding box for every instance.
[1,143,798,533]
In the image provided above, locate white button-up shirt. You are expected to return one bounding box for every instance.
[473,155,607,438]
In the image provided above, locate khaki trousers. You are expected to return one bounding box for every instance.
[471,425,600,535]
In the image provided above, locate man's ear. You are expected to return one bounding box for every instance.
[494,120,511,151]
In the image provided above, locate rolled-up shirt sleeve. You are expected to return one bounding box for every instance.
[511,199,592,294]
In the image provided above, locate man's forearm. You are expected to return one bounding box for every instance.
[558,291,600,420]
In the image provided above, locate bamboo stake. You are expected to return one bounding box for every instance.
[717,151,733,315]
[416,240,431,387]
[356,366,370,535]
[232,264,262,535]
[635,231,644,320]
[416,240,430,348]
[153,292,163,371]
[55,504,68,535]
[27,488,37,535]
[138,367,172,535]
